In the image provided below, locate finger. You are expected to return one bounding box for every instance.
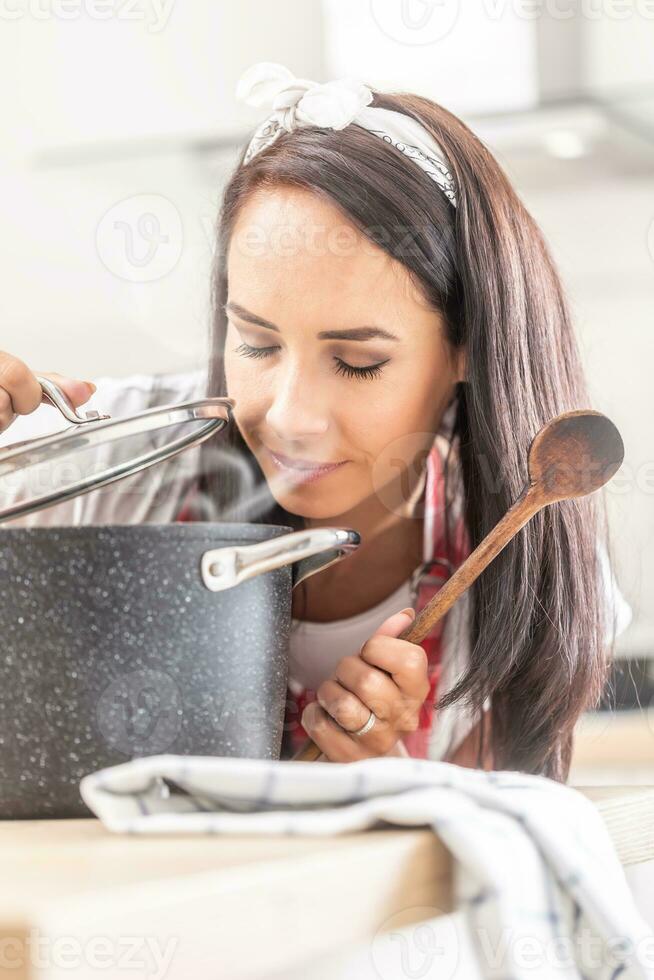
[38,372,97,408]
[301,701,375,762]
[334,655,422,741]
[361,636,430,701]
[317,678,375,732]
[364,607,416,641]
[317,677,398,754]
[333,654,398,722]
[0,388,16,432]
[0,353,43,414]
[356,606,416,684]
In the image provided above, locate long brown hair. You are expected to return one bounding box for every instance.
[199,88,615,782]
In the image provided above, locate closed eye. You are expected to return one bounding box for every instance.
[232,342,390,381]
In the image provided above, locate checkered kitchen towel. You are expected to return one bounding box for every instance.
[81,755,654,979]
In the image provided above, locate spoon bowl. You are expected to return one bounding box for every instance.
[528,410,625,503]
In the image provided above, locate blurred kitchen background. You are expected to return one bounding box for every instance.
[1,3,652,778]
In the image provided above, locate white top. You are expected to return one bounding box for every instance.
[288,577,415,694]
[0,369,633,761]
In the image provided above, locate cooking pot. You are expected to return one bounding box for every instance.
[0,378,360,818]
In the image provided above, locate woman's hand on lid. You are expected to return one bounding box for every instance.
[0,352,96,434]
[301,606,429,762]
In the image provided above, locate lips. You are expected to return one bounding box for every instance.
[268,448,345,471]
[265,447,348,483]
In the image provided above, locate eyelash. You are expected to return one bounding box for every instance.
[232,343,389,381]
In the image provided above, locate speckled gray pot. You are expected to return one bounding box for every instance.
[0,522,359,819]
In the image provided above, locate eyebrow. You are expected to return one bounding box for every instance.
[225,302,400,342]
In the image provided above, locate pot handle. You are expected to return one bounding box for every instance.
[36,375,111,425]
[200,527,361,593]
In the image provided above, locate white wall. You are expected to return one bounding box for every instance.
[582,15,654,93]
[4,0,325,158]
[0,149,232,378]
[322,0,539,114]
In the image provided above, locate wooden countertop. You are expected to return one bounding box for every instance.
[1,784,652,980]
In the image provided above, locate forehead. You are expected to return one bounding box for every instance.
[227,186,430,327]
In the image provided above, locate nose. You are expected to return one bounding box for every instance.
[265,359,329,441]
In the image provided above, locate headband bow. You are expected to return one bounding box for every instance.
[236,61,374,132]
[236,61,458,208]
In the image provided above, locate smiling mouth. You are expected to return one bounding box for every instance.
[266,447,348,482]
[268,449,345,470]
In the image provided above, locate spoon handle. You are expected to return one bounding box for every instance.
[400,485,542,644]
[291,485,543,763]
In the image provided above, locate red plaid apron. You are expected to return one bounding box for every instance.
[176,395,471,759]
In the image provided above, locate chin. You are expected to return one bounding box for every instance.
[267,488,340,521]
[278,499,341,520]
[265,475,365,522]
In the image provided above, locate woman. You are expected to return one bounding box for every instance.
[0,63,630,780]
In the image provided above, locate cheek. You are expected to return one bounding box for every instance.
[223,324,242,395]
[352,360,452,478]
[395,341,457,432]
[224,323,266,396]
[223,348,243,399]
[223,342,267,434]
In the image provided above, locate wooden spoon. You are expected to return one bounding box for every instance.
[291,409,624,762]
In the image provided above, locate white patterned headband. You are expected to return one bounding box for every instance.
[235,62,458,209]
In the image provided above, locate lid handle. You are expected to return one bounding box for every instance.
[36,375,111,425]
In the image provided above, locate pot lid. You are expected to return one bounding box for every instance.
[0,375,233,524]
